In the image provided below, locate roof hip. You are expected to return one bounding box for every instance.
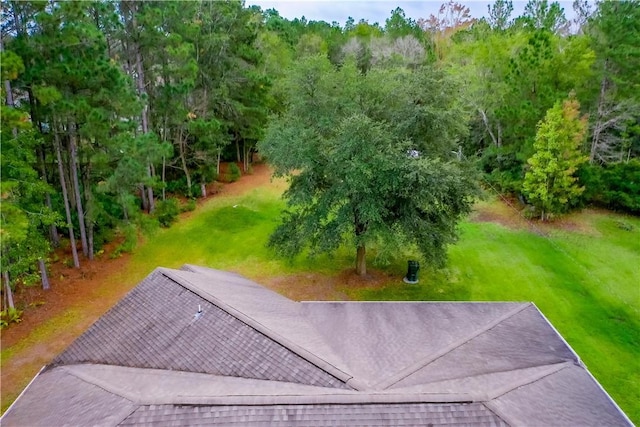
[159,268,365,390]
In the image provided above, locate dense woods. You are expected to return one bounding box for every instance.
[1,1,639,300]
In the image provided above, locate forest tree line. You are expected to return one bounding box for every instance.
[1,1,639,304]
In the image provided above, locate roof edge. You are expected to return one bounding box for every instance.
[0,365,46,421]
[158,267,361,391]
[531,302,634,426]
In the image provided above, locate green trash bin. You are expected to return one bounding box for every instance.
[404,260,420,284]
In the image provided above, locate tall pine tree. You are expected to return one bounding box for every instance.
[523,97,588,220]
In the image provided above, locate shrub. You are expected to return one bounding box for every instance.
[111,223,138,258]
[580,160,640,214]
[165,177,190,197]
[576,163,603,208]
[180,199,197,213]
[228,162,241,182]
[154,198,180,228]
[1,307,23,328]
[600,160,640,214]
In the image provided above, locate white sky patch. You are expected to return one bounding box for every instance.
[246,0,577,28]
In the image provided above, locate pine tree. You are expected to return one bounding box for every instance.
[523,97,588,220]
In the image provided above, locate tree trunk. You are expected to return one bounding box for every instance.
[132,10,155,213]
[479,109,499,147]
[83,169,94,260]
[354,212,367,276]
[26,84,60,246]
[147,165,155,213]
[243,141,251,172]
[88,225,94,260]
[356,245,367,276]
[68,121,89,258]
[590,63,608,163]
[2,277,6,312]
[201,183,207,198]
[3,272,15,310]
[2,43,18,139]
[39,259,50,290]
[178,128,192,196]
[162,156,166,201]
[55,130,80,268]
[38,147,60,247]
[140,183,149,211]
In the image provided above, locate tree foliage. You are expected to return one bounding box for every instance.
[2,0,640,302]
[258,57,477,275]
[523,98,588,220]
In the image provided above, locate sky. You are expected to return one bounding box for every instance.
[245,0,577,27]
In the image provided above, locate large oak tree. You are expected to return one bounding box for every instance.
[258,56,478,275]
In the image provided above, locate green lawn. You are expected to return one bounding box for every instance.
[354,215,640,423]
[109,187,640,423]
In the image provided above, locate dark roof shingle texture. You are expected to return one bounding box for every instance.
[52,270,348,389]
[2,266,632,427]
[1,367,136,427]
[119,403,508,427]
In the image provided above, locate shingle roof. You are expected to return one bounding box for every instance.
[1,266,633,427]
[51,269,349,389]
[119,403,507,427]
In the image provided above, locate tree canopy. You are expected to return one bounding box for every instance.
[523,97,588,220]
[1,0,639,299]
[258,57,477,275]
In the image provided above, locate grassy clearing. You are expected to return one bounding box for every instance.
[4,177,638,422]
[353,213,640,422]
[126,186,354,280]
[125,187,639,422]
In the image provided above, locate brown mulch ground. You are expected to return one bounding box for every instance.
[469,195,598,235]
[262,269,396,302]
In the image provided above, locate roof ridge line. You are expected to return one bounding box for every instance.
[167,392,476,406]
[60,365,143,425]
[375,303,532,390]
[58,364,475,406]
[158,268,365,391]
[532,303,634,425]
[388,361,575,399]
[483,401,516,427]
[0,366,46,423]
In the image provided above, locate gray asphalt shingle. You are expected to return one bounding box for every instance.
[52,269,348,389]
[0,367,136,427]
[2,266,633,427]
[119,403,508,427]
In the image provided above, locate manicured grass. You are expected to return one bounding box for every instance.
[8,179,635,422]
[124,187,639,422]
[125,186,355,280]
[352,214,640,423]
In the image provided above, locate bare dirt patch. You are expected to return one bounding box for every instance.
[471,196,598,235]
[260,268,395,302]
